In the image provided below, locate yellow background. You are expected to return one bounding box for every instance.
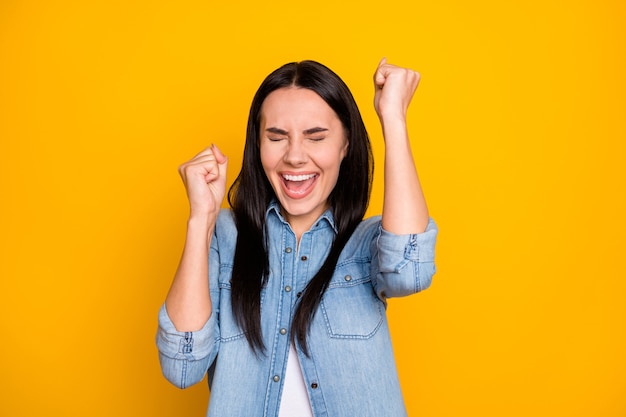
[1,0,624,416]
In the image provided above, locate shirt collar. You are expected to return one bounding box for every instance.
[266,200,338,234]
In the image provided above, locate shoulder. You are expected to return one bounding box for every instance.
[339,216,382,261]
[214,208,238,243]
[352,216,382,240]
[216,208,236,227]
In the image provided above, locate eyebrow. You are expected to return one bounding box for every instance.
[303,127,329,135]
[265,127,329,135]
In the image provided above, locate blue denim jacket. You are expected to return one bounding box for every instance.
[156,202,437,417]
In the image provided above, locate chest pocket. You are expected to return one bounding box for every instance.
[320,260,384,339]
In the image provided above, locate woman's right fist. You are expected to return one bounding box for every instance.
[178,144,228,218]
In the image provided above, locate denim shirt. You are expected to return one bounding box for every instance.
[156,202,437,417]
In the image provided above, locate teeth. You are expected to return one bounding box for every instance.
[283,173,316,182]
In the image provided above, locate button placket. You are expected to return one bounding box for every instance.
[272,236,294,394]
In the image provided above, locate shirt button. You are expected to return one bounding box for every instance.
[344,275,352,282]
[280,328,287,335]
[285,247,292,253]
[273,375,280,382]
[301,255,308,261]
[285,286,292,292]
[311,382,318,389]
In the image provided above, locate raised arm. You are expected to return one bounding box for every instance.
[164,144,228,331]
[373,58,429,234]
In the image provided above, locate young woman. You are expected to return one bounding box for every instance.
[156,58,437,416]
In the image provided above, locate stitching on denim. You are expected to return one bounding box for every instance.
[403,234,420,261]
[321,293,384,340]
[180,359,188,389]
[180,332,194,354]
[414,262,420,292]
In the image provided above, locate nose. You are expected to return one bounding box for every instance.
[283,138,307,166]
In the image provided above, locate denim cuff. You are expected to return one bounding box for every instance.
[377,218,438,273]
[156,303,217,360]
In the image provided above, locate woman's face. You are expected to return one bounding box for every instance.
[259,87,348,234]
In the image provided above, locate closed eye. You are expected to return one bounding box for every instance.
[304,127,328,142]
[266,127,288,141]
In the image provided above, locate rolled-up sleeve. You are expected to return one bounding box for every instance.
[156,303,219,388]
[373,218,438,299]
[156,210,235,389]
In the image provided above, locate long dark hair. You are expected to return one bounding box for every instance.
[227,60,373,355]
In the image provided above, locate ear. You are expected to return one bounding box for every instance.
[340,134,349,160]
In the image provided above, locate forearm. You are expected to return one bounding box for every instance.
[165,215,214,331]
[381,115,429,234]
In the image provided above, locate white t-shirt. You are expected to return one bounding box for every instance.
[278,344,314,417]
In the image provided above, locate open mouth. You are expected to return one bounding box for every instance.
[281,173,318,196]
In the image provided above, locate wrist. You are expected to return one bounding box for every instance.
[380,117,408,141]
[187,212,216,231]
[378,107,406,122]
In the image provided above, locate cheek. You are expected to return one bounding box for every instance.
[317,145,346,175]
[259,147,284,194]
[259,145,275,174]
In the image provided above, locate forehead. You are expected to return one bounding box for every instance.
[260,87,339,125]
